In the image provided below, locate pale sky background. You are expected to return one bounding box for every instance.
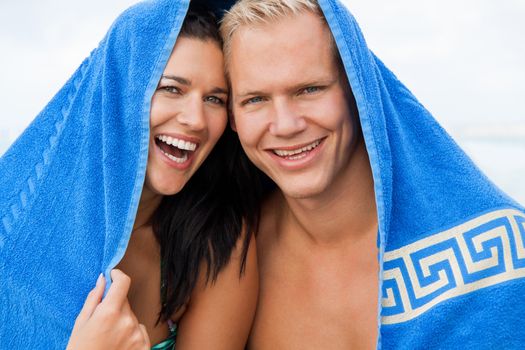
[0,0,524,202]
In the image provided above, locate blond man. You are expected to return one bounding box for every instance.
[222,1,378,348]
[221,0,525,349]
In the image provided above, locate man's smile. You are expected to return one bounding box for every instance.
[269,138,325,161]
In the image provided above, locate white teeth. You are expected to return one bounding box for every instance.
[273,139,321,157]
[160,149,188,163]
[156,135,197,151]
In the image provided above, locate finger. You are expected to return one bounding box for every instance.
[76,274,105,323]
[102,269,131,308]
[120,296,138,322]
[139,324,151,348]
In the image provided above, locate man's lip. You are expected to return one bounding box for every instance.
[265,137,326,152]
[266,136,325,170]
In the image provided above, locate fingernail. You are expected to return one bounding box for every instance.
[96,273,104,286]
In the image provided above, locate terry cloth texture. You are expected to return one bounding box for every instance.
[319,0,525,348]
[218,0,523,348]
[0,0,189,348]
[1,0,524,349]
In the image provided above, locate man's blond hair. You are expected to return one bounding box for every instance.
[220,0,326,65]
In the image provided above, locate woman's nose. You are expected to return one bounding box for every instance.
[176,96,206,131]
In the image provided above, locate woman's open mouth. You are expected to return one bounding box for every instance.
[155,135,198,164]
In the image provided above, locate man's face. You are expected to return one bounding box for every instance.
[229,11,359,200]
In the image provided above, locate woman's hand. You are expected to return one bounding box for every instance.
[67,269,151,350]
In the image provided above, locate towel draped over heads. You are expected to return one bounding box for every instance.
[1,0,524,348]
[317,0,525,348]
[322,0,525,348]
[0,0,189,347]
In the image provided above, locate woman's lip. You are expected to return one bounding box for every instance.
[155,132,201,147]
[154,139,195,170]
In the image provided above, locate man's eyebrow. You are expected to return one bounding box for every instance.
[161,75,191,85]
[293,78,336,90]
[234,90,266,99]
[234,78,335,99]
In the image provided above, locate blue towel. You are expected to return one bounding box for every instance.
[317,0,525,348]
[2,0,524,349]
[0,0,189,347]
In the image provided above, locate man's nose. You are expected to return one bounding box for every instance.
[176,96,206,131]
[269,100,306,137]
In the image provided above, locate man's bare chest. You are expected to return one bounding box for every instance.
[249,253,379,349]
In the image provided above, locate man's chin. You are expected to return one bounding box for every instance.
[278,181,328,201]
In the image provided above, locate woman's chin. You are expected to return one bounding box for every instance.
[144,177,188,198]
[156,182,186,196]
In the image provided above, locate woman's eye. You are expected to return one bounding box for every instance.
[159,85,181,94]
[205,96,226,105]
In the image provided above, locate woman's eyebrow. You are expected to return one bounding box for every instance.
[161,75,191,85]
[210,87,228,95]
[161,75,227,95]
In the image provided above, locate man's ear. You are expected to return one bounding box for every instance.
[228,112,237,132]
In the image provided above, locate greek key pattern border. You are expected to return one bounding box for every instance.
[381,208,525,324]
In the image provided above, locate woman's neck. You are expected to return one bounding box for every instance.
[134,187,163,230]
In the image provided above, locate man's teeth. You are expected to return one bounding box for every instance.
[156,135,197,151]
[273,140,321,157]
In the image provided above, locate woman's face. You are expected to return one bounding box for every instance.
[144,37,228,197]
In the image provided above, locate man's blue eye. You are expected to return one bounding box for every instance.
[304,86,320,94]
[245,96,264,105]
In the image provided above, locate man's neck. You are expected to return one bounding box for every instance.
[281,141,377,248]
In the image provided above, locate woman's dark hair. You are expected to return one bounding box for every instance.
[152,3,267,322]
[178,2,223,45]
